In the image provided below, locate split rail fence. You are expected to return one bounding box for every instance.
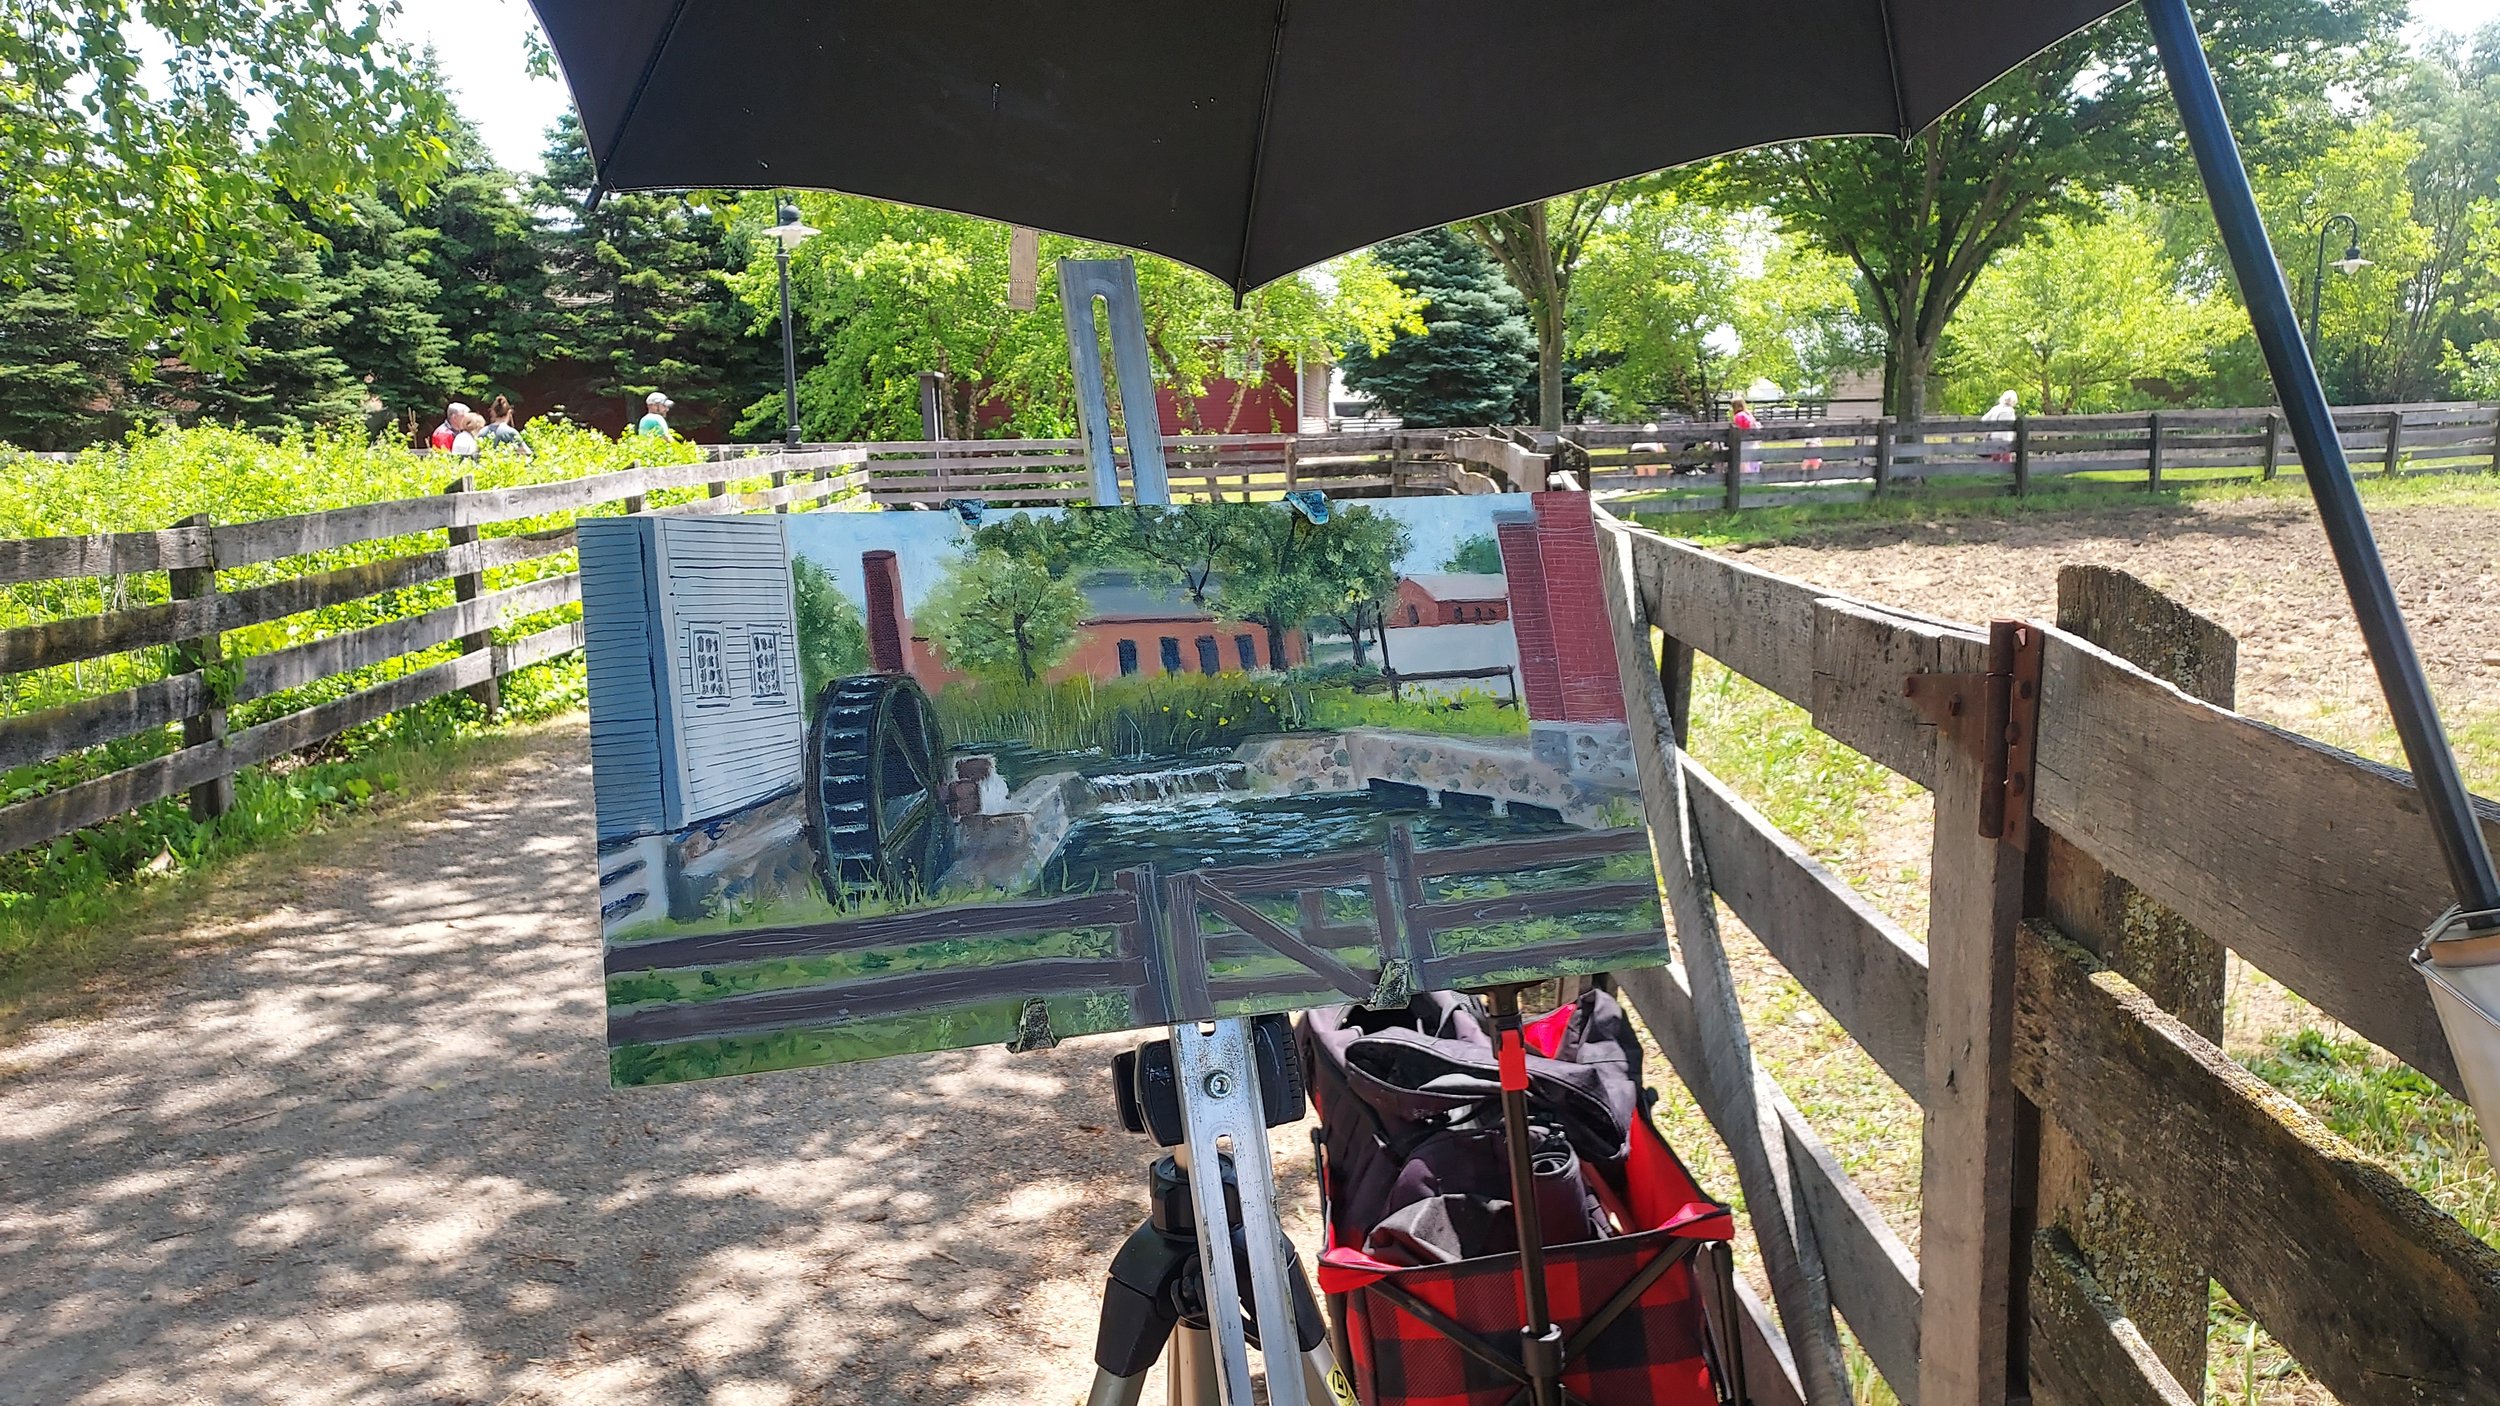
[1590,510,2500,1406]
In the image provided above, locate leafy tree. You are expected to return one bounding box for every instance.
[2372,26,2500,400]
[1944,194,2235,413]
[919,549,1088,684]
[533,115,779,436]
[1570,194,1871,417]
[2,1,451,368]
[791,558,870,708]
[1442,534,1503,574]
[1716,0,2403,422]
[1463,189,1621,429]
[2241,117,2439,403]
[745,193,1415,441]
[1339,229,1535,427]
[1306,508,1413,670]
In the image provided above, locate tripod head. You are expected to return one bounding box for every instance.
[1112,1013,1304,1146]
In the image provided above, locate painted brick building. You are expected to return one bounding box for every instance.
[1391,573,1511,627]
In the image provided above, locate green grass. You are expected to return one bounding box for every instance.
[930,670,1527,758]
[1627,463,2500,550]
[1305,686,1527,737]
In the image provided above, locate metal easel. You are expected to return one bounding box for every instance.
[1061,255,1333,1406]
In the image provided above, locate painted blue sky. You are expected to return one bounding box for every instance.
[783,495,1542,615]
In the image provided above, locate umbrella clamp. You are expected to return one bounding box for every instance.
[1902,619,2043,848]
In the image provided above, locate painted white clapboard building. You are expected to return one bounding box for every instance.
[582,515,805,840]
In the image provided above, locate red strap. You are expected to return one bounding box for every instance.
[1497,1026,1531,1093]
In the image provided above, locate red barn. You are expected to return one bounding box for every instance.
[1391,573,1511,628]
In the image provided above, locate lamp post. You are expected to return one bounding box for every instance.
[762,200,819,448]
[2304,212,2371,357]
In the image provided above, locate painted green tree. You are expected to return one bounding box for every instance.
[1215,503,1410,670]
[919,550,1088,684]
[790,558,870,709]
[1442,534,1503,574]
[1339,229,1535,427]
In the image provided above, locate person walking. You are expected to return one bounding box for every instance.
[1729,397,1763,475]
[430,400,471,453]
[1982,389,2020,461]
[450,410,485,462]
[480,396,533,458]
[636,391,674,438]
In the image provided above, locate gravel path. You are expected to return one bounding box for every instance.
[0,740,1323,1406]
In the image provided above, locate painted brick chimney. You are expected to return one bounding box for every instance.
[1497,493,1635,787]
[861,550,911,675]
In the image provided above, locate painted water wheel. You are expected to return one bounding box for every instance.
[805,673,952,894]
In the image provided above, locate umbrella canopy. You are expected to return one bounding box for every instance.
[526,0,2128,295]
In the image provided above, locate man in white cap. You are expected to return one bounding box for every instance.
[636,390,675,439]
[431,400,471,453]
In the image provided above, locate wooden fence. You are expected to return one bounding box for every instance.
[1542,401,2500,512]
[1590,511,2500,1406]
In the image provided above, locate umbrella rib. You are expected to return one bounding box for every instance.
[594,0,696,194]
[1873,0,1911,139]
[1231,0,1293,301]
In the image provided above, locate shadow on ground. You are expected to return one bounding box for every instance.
[0,736,1316,1405]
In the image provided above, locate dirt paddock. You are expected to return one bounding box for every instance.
[2,490,2493,1406]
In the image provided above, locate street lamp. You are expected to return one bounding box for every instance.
[2304,212,2370,356]
[763,199,818,448]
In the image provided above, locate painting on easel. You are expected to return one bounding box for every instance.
[581,492,1665,1086]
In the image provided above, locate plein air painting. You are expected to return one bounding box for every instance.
[580,493,1667,1087]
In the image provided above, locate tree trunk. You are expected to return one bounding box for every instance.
[1536,297,1566,431]
[1891,332,1936,427]
[1265,621,1290,671]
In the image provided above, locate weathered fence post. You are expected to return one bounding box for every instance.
[623,490,648,515]
[1873,416,1895,497]
[2026,565,2233,1401]
[168,512,234,821]
[2144,412,2165,491]
[2383,408,2405,477]
[1918,621,2032,1406]
[2262,411,2282,480]
[771,466,790,514]
[443,474,500,716]
[1724,422,1745,513]
[2012,414,2032,497]
[2489,404,2500,475]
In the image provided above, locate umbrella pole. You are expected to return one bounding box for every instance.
[2142,0,2500,928]
[1487,985,1565,1406]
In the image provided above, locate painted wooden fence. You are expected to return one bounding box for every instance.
[1591,510,2500,1406]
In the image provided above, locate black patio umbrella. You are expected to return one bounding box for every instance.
[534,0,2136,296]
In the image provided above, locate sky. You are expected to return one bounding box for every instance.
[431,0,2500,176]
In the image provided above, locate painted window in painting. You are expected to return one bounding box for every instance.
[690,627,727,702]
[1196,636,1220,675]
[1159,636,1182,674]
[750,630,787,700]
[1235,634,1257,670]
[1118,639,1140,676]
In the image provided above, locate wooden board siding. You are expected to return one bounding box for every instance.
[580,517,673,843]
[652,518,805,829]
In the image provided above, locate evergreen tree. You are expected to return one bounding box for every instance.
[533,115,778,436]
[307,192,461,434]
[0,259,141,449]
[415,123,556,394]
[176,240,367,434]
[1339,229,1535,427]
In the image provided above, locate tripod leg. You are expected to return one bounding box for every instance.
[1170,1326,1221,1406]
[1300,1337,1356,1406]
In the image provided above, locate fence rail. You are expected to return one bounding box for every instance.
[1592,511,2500,1406]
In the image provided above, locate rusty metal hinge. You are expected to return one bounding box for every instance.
[1902,619,2044,848]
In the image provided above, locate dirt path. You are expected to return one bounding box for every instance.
[0,737,1323,1406]
[1727,494,2500,739]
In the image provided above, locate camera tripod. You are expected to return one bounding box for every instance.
[1084,1014,1352,1406]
